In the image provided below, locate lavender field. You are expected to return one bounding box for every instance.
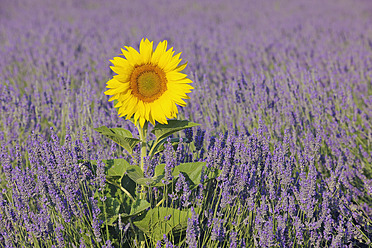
[0,0,372,247]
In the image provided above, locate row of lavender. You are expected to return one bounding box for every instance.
[0,0,371,247]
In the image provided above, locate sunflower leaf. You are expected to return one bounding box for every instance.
[126,165,145,182]
[94,126,139,155]
[104,159,130,180]
[130,198,151,216]
[148,137,182,158]
[133,207,199,241]
[151,120,200,142]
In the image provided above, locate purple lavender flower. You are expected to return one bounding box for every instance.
[55,224,65,248]
[163,138,176,184]
[163,234,174,248]
[186,207,200,248]
[184,128,193,143]
[229,231,238,248]
[211,218,225,242]
[194,128,205,151]
[102,240,113,248]
[156,240,162,248]
[91,197,102,243]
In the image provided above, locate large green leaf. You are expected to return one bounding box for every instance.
[104,159,131,180]
[98,159,136,202]
[109,198,151,224]
[154,163,166,177]
[133,207,197,241]
[154,162,220,187]
[94,126,139,155]
[130,198,151,215]
[99,197,121,226]
[126,165,164,186]
[172,162,206,186]
[136,175,165,187]
[151,120,200,142]
[149,137,182,158]
[126,165,144,182]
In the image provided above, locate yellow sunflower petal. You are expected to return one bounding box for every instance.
[151,40,168,65]
[104,84,130,95]
[158,47,174,69]
[166,71,188,81]
[110,57,130,68]
[114,100,122,108]
[139,116,146,128]
[106,78,124,89]
[150,100,167,124]
[148,109,155,125]
[167,92,189,107]
[164,52,182,72]
[108,94,118,102]
[139,38,153,64]
[168,82,194,92]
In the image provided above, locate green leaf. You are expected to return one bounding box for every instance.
[126,165,165,186]
[94,126,140,155]
[133,207,198,241]
[151,120,200,142]
[99,197,120,226]
[126,165,144,182]
[149,137,182,158]
[137,175,165,187]
[172,162,206,186]
[154,163,166,177]
[95,159,136,202]
[130,198,151,216]
[153,162,220,187]
[104,159,131,180]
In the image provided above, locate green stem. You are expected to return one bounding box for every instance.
[137,121,148,200]
[136,121,149,248]
[137,121,148,171]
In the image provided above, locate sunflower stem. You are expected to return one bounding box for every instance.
[137,121,148,199]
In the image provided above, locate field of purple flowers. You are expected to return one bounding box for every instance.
[1,0,371,247]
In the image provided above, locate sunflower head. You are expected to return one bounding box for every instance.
[105,38,193,127]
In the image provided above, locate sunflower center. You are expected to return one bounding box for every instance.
[130,64,167,102]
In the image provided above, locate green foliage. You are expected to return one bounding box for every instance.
[92,119,221,246]
[149,120,200,157]
[155,162,220,187]
[151,120,200,141]
[126,165,165,187]
[105,158,130,179]
[94,126,140,155]
[129,198,152,216]
[90,156,219,246]
[133,207,198,241]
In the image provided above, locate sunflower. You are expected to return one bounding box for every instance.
[104,38,193,127]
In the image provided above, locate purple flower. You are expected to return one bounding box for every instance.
[211,218,225,242]
[229,231,238,248]
[102,240,113,248]
[163,234,174,248]
[186,207,200,248]
[55,224,65,248]
[184,128,193,143]
[163,138,176,184]
[175,173,191,207]
[194,128,205,151]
